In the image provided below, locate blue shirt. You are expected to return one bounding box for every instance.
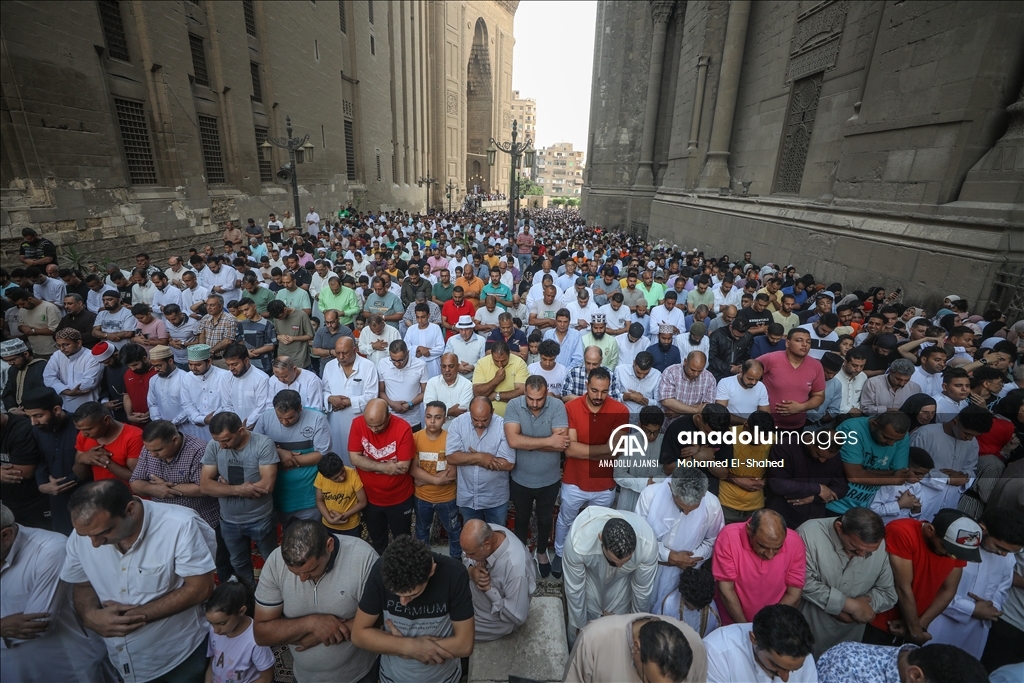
[826,416,910,513]
[750,335,786,358]
[254,408,332,514]
[647,343,681,374]
[781,286,808,308]
[486,327,528,354]
[817,642,916,683]
[805,375,842,428]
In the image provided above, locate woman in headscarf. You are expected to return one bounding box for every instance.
[898,393,937,432]
[958,389,1024,519]
[863,287,886,312]
[780,265,798,288]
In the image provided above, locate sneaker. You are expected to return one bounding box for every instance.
[550,553,563,579]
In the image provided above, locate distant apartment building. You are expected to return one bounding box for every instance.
[511,90,537,179]
[535,143,584,197]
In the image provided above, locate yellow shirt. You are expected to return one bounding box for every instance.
[314,468,363,530]
[771,310,800,334]
[717,433,770,512]
[413,430,456,504]
[472,353,529,417]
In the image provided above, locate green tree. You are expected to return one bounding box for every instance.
[516,176,544,196]
[566,198,581,207]
[551,197,567,207]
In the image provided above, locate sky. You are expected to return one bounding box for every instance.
[511,0,597,156]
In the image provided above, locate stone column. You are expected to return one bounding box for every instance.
[697,0,751,190]
[687,56,711,153]
[633,0,675,187]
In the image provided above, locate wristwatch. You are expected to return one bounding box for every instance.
[495,392,501,402]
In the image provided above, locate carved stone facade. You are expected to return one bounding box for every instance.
[0,1,516,266]
[583,0,1023,309]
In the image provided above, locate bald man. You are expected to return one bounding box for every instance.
[445,397,515,524]
[348,398,415,553]
[712,509,806,625]
[460,519,536,641]
[423,352,474,429]
[323,336,379,466]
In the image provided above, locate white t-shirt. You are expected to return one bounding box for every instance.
[715,376,770,418]
[474,306,502,327]
[528,361,568,396]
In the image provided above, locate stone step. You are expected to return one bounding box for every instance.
[467,596,568,683]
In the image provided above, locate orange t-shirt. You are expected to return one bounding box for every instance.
[455,276,484,301]
[75,423,144,481]
[413,430,456,504]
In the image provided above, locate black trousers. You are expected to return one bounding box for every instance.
[861,623,905,646]
[982,618,1024,672]
[364,496,414,554]
[510,479,560,555]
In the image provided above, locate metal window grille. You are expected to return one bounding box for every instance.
[98,0,130,62]
[114,99,157,185]
[250,62,262,102]
[375,152,381,181]
[339,0,347,33]
[189,34,209,86]
[255,126,272,182]
[391,154,396,183]
[344,120,356,181]
[370,35,375,55]
[367,0,373,24]
[197,115,225,184]
[243,0,257,37]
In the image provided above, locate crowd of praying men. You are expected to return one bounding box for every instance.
[1,206,1023,683]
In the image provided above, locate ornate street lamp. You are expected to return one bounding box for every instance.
[487,119,534,241]
[261,115,309,227]
[445,179,459,214]
[418,175,438,213]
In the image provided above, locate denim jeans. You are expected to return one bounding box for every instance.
[220,516,278,585]
[414,497,463,558]
[459,502,509,527]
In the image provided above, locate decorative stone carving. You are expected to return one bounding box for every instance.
[502,111,512,128]
[650,0,676,25]
[446,90,458,115]
[785,0,848,84]
[342,100,354,118]
[495,1,520,15]
[775,73,823,194]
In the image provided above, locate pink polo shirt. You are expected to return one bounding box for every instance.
[758,350,826,429]
[712,521,806,624]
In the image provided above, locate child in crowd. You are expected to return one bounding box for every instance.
[869,447,937,524]
[205,581,275,683]
[314,451,367,537]
[656,566,721,638]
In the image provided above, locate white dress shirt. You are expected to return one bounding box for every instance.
[179,285,210,319]
[60,500,216,683]
[1,525,113,683]
[225,365,272,428]
[267,369,324,411]
[150,284,182,320]
[147,368,190,430]
[617,334,651,369]
[615,363,663,416]
[704,623,818,683]
[42,347,104,412]
[377,356,429,426]
[650,305,686,333]
[911,366,943,397]
[711,286,742,312]
[131,281,156,308]
[423,374,474,429]
[86,288,105,314]
[836,368,867,413]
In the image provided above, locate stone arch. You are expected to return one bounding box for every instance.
[466,17,492,193]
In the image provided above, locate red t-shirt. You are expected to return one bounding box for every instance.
[977,416,1015,457]
[75,423,144,481]
[441,298,476,338]
[758,350,826,429]
[871,517,966,633]
[124,367,157,414]
[563,396,629,491]
[347,415,415,506]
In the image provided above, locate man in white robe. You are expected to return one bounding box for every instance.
[563,506,659,646]
[179,344,231,440]
[636,468,724,607]
[403,305,445,379]
[222,344,271,429]
[322,337,378,467]
[43,328,103,413]
[146,349,193,438]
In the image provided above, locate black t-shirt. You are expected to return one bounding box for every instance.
[736,306,773,331]
[19,237,58,264]
[660,415,732,495]
[290,268,312,289]
[359,553,473,683]
[1,414,44,511]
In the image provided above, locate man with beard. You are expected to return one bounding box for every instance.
[146,345,191,437]
[1,410,49,529]
[222,343,271,430]
[581,313,619,371]
[161,303,199,370]
[22,387,91,534]
[649,325,683,373]
[235,297,276,374]
[43,328,103,413]
[55,294,98,348]
[90,342,129,423]
[179,344,231,440]
[324,337,379,466]
[91,290,136,351]
[0,346,45,419]
[120,343,157,427]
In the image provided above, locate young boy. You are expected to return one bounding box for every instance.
[656,566,721,638]
[869,447,937,524]
[314,451,367,537]
[527,339,567,397]
[409,401,462,558]
[934,367,971,424]
[526,330,543,365]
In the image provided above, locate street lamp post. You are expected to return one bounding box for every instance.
[487,119,534,242]
[418,176,437,214]
[445,179,458,214]
[261,115,311,227]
